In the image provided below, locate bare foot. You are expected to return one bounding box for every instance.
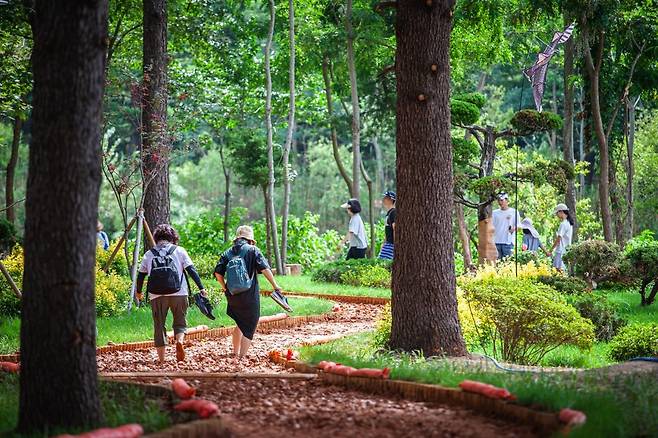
[176,341,186,362]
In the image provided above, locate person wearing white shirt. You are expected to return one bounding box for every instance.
[548,203,574,272]
[492,193,522,260]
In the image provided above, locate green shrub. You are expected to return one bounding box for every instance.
[372,303,392,349]
[450,99,480,125]
[608,323,658,362]
[536,275,587,295]
[312,258,392,284]
[452,137,480,169]
[96,240,129,276]
[567,294,627,341]
[564,240,622,287]
[0,246,23,317]
[623,231,658,306]
[341,264,391,288]
[0,218,17,254]
[461,277,595,365]
[510,109,563,135]
[453,92,486,109]
[178,207,247,256]
[191,253,219,278]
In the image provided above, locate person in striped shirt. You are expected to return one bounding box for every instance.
[378,191,396,260]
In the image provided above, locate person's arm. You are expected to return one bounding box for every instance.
[214,272,227,292]
[549,235,561,255]
[136,272,147,302]
[185,265,206,296]
[262,269,283,291]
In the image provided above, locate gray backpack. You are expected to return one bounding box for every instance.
[224,245,253,295]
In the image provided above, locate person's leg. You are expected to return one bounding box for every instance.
[239,336,252,359]
[346,247,356,260]
[151,298,167,363]
[503,244,513,259]
[231,326,242,357]
[496,244,504,260]
[171,296,188,361]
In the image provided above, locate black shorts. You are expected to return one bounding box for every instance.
[346,247,367,260]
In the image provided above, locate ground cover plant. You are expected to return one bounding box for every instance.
[258,274,391,298]
[300,333,658,438]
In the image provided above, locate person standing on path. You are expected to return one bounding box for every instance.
[136,224,206,364]
[214,225,287,362]
[492,193,522,260]
[519,217,548,254]
[378,191,396,260]
[339,199,369,260]
[548,203,574,272]
[96,220,110,250]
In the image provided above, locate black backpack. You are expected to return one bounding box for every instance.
[146,245,182,295]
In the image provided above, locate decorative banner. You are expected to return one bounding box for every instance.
[523,23,575,112]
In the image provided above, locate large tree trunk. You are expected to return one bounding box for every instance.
[19,0,108,432]
[142,0,170,228]
[609,162,624,245]
[548,79,558,151]
[454,202,473,272]
[264,0,283,274]
[624,97,636,240]
[322,56,353,196]
[562,23,578,241]
[389,0,466,357]
[360,159,375,258]
[578,87,586,196]
[583,29,614,242]
[280,0,296,268]
[345,0,360,199]
[5,111,22,224]
[219,142,231,243]
[477,127,497,264]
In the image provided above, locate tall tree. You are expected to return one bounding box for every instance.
[281,0,296,267]
[389,0,467,356]
[142,0,170,228]
[5,110,21,224]
[265,0,283,273]
[345,0,361,199]
[18,0,107,432]
[562,14,577,241]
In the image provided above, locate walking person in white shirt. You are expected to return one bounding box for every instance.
[492,193,522,260]
[547,203,574,272]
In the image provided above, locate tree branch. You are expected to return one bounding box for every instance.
[374,1,397,12]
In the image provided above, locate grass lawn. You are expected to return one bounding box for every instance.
[301,332,658,438]
[0,373,172,437]
[258,274,391,298]
[0,295,332,355]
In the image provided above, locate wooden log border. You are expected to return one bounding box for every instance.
[271,357,565,436]
[261,289,390,305]
[0,313,331,362]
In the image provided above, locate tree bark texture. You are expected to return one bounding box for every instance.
[142,0,170,228]
[322,56,353,197]
[389,0,467,357]
[19,0,108,432]
[476,127,497,264]
[562,25,578,241]
[624,97,636,240]
[345,0,361,200]
[264,0,283,274]
[281,0,296,267]
[5,112,22,224]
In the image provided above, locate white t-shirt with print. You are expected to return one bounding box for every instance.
[492,208,522,245]
[556,219,573,254]
[139,242,193,301]
[348,214,368,249]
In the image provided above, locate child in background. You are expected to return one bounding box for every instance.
[548,203,574,272]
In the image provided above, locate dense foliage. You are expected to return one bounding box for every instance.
[566,294,627,341]
[312,258,392,285]
[608,323,658,362]
[623,231,658,306]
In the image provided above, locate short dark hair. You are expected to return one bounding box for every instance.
[153,224,180,244]
[348,199,362,214]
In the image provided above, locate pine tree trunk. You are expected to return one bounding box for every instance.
[5,111,22,224]
[477,127,497,264]
[562,24,578,241]
[345,0,360,200]
[322,56,353,196]
[264,0,283,274]
[18,0,108,432]
[142,0,170,228]
[389,0,466,356]
[281,0,296,268]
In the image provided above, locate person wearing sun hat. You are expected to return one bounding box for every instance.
[378,191,396,260]
[213,225,291,362]
[492,192,522,260]
[339,199,368,259]
[548,203,574,272]
[519,217,548,254]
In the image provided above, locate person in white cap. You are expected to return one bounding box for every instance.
[548,203,574,272]
[492,192,522,260]
[519,217,548,254]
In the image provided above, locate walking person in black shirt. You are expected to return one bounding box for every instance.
[378,191,396,260]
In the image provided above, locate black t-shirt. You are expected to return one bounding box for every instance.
[385,208,396,244]
[214,240,270,299]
